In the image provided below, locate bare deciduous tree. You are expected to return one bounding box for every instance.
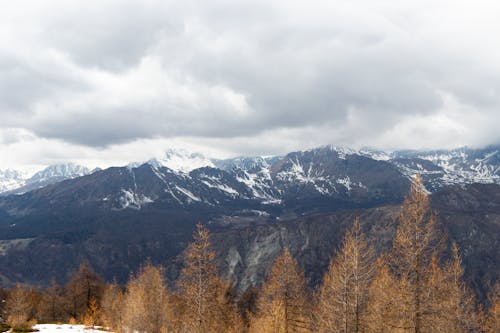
[389,176,444,333]
[5,284,36,330]
[123,263,171,333]
[63,262,104,322]
[251,248,311,333]
[101,283,125,333]
[316,218,376,333]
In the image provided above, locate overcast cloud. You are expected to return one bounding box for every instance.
[1,0,500,170]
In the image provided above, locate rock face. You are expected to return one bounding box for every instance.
[213,184,500,299]
[0,147,498,301]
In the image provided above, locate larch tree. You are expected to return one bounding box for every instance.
[176,223,236,333]
[365,259,403,333]
[63,262,104,322]
[101,283,125,333]
[251,248,311,333]
[38,277,63,323]
[389,175,443,333]
[5,284,36,330]
[439,243,479,332]
[83,297,100,329]
[123,263,171,333]
[316,218,376,333]
[483,281,500,333]
[423,255,448,332]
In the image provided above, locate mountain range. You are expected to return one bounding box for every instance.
[2,145,499,197]
[0,163,90,195]
[0,145,498,299]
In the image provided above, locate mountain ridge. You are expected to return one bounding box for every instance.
[2,145,499,196]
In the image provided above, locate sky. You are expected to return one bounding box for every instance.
[1,0,500,171]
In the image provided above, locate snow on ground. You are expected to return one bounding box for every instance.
[33,324,109,333]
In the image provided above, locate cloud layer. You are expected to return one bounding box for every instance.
[1,0,500,169]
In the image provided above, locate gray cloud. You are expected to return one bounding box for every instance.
[0,0,499,167]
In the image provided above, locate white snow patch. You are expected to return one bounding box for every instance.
[33,324,109,333]
[118,189,154,210]
[262,198,283,205]
[201,180,239,196]
[236,169,276,200]
[336,176,353,191]
[175,186,201,202]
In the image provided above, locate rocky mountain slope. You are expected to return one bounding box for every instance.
[388,146,500,191]
[0,146,498,299]
[0,163,90,196]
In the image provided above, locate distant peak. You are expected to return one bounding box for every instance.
[148,148,215,173]
[29,163,90,182]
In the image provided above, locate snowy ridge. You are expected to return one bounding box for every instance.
[29,163,90,183]
[148,148,214,173]
[324,145,357,159]
[0,163,90,195]
[1,146,499,198]
[214,156,279,171]
[0,169,27,193]
[391,146,500,189]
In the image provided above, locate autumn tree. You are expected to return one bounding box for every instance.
[238,286,259,328]
[483,281,500,333]
[83,297,100,329]
[176,223,240,333]
[438,243,479,332]
[62,262,104,322]
[122,263,171,333]
[316,218,376,333]
[101,283,125,332]
[388,175,443,333]
[365,259,402,333]
[251,248,311,333]
[5,284,36,330]
[38,278,64,323]
[0,287,8,322]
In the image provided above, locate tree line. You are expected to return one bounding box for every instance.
[1,177,499,332]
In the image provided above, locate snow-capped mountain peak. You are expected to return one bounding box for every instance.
[148,148,215,173]
[29,163,90,183]
[323,145,357,159]
[0,169,27,193]
[358,147,391,161]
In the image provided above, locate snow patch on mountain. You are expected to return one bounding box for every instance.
[359,148,391,161]
[118,189,154,210]
[275,157,336,195]
[392,147,500,188]
[236,169,276,199]
[200,178,239,196]
[214,156,279,171]
[325,145,357,159]
[336,176,353,191]
[175,186,201,202]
